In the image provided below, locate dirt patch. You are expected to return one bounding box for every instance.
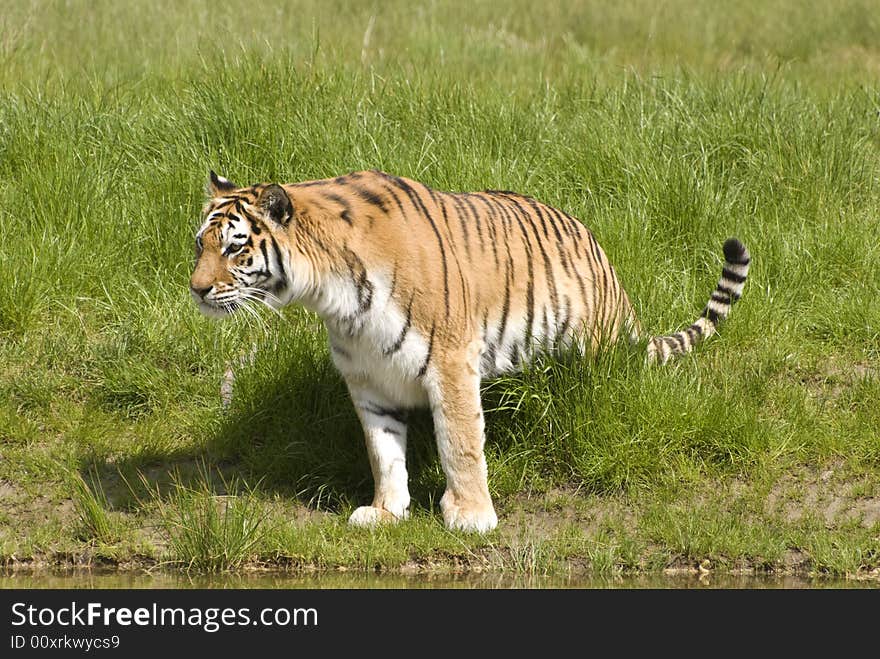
[0,480,20,500]
[497,487,637,544]
[795,359,879,403]
[0,477,78,546]
[765,463,880,527]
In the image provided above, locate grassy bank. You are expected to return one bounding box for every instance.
[1,0,878,580]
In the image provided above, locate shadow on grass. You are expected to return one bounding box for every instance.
[75,344,446,518]
[74,331,659,525]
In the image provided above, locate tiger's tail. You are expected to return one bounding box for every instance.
[646,238,750,364]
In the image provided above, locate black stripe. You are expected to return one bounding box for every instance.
[471,194,501,268]
[484,195,517,272]
[542,204,576,275]
[490,194,516,351]
[711,291,731,305]
[389,262,398,299]
[672,333,687,353]
[457,262,469,320]
[717,283,741,301]
[259,240,270,276]
[343,248,373,316]
[478,196,500,256]
[497,250,514,350]
[534,201,572,277]
[587,231,604,267]
[506,199,536,349]
[521,198,561,335]
[721,268,747,284]
[578,231,609,334]
[384,293,415,356]
[462,195,485,253]
[481,307,495,374]
[425,188,469,321]
[417,323,436,378]
[554,295,572,347]
[351,185,389,213]
[564,212,585,259]
[702,306,721,324]
[379,180,407,217]
[323,192,354,225]
[269,235,286,282]
[447,194,472,261]
[547,204,575,244]
[541,306,550,345]
[527,197,550,239]
[566,212,586,238]
[460,195,486,254]
[723,239,751,266]
[653,338,668,357]
[596,265,612,336]
[392,177,450,317]
[509,340,520,368]
[361,402,407,425]
[609,264,624,329]
[429,189,451,233]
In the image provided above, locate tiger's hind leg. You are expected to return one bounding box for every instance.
[425,342,498,533]
[345,378,411,527]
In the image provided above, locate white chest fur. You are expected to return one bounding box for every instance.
[316,271,432,409]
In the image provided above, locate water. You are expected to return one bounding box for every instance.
[0,569,872,589]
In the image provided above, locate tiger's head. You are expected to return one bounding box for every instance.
[190,171,293,318]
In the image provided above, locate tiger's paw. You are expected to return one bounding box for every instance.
[440,493,497,533]
[348,505,409,528]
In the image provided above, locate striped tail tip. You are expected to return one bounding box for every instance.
[646,237,750,364]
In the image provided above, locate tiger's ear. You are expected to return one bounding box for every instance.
[207,170,237,197]
[258,184,294,226]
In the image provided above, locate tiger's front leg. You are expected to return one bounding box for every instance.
[345,378,411,527]
[426,343,498,533]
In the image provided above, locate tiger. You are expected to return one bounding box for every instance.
[190,169,750,533]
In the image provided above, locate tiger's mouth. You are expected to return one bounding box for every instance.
[196,299,239,318]
[196,287,275,318]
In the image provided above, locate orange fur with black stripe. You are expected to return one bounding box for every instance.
[190,170,750,532]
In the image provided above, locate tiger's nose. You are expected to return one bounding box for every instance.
[191,285,212,300]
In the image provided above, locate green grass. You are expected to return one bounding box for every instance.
[70,470,121,544]
[1,0,879,580]
[150,469,272,572]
